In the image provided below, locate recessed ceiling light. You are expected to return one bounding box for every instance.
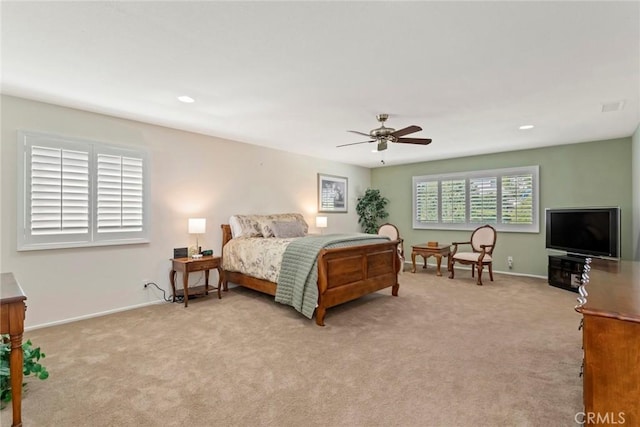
[177,95,195,103]
[519,125,534,130]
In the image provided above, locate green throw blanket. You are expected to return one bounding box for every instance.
[275,233,390,318]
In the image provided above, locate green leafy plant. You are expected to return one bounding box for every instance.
[1,335,49,409]
[356,188,389,234]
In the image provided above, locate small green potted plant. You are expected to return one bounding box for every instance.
[356,188,389,234]
[0,335,49,409]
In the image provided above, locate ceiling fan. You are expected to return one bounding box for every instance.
[337,114,432,151]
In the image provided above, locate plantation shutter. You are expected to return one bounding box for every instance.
[469,177,497,223]
[30,145,89,236]
[97,154,144,233]
[441,179,466,223]
[412,165,538,232]
[415,180,439,223]
[501,173,534,224]
[19,131,149,250]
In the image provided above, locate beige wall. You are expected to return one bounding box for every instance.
[633,123,640,260]
[0,95,370,328]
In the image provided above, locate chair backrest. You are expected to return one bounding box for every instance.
[377,223,400,241]
[377,223,404,257]
[470,225,497,254]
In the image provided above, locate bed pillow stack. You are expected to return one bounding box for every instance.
[229,213,309,238]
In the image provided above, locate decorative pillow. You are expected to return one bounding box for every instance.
[229,215,263,238]
[271,220,306,238]
[258,213,309,237]
[257,216,279,238]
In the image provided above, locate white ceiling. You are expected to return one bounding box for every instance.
[2,1,639,168]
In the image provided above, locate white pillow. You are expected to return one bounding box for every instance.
[229,216,242,238]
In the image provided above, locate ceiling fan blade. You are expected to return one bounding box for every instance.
[347,130,371,137]
[395,137,433,145]
[336,140,374,148]
[391,125,422,138]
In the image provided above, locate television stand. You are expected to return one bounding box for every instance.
[548,254,586,292]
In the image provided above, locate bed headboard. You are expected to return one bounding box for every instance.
[221,224,233,256]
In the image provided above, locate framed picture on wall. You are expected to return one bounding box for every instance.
[318,173,348,213]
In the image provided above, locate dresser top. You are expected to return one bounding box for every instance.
[578,261,640,323]
[0,272,27,304]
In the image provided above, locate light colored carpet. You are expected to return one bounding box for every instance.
[2,269,584,427]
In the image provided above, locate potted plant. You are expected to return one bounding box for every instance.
[356,188,389,234]
[0,336,49,409]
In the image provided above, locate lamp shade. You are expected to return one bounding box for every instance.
[316,216,328,228]
[188,218,206,234]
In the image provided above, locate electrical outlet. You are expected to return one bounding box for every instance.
[507,256,513,269]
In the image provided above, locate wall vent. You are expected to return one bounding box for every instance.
[601,100,625,113]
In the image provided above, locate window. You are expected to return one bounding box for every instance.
[18,131,149,250]
[412,166,539,233]
[441,179,466,223]
[469,177,497,223]
[415,181,438,223]
[96,152,144,238]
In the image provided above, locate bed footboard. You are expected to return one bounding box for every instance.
[316,241,400,326]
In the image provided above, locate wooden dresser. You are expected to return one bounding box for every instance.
[1,272,27,427]
[575,260,640,426]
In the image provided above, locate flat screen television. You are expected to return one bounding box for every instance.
[545,207,620,258]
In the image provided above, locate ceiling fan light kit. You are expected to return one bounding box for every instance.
[338,113,432,151]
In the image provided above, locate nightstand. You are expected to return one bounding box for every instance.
[169,255,222,307]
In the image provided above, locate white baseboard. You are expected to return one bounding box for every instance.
[403,260,546,280]
[26,299,166,332]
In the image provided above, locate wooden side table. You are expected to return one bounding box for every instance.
[411,244,451,276]
[170,256,222,307]
[1,272,27,427]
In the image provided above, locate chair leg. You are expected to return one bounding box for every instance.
[476,263,483,286]
[488,263,494,281]
[471,266,475,278]
[448,260,455,279]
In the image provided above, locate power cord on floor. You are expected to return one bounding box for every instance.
[143,282,181,303]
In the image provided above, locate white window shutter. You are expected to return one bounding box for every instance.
[30,145,89,235]
[415,181,439,223]
[469,177,497,223]
[412,166,538,232]
[502,174,534,224]
[18,130,149,250]
[441,179,466,223]
[97,154,144,233]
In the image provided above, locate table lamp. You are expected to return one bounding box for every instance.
[316,216,328,235]
[188,218,206,255]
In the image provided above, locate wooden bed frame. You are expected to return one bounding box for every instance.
[220,224,400,326]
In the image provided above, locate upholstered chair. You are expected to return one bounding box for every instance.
[448,225,497,285]
[377,223,404,273]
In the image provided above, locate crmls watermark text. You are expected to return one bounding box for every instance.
[575,412,626,425]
